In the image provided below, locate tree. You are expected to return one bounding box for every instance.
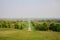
[49,23,60,32]
[34,22,48,31]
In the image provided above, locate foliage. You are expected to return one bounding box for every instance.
[0,20,28,30]
[34,23,48,31]
[49,23,60,32]
[0,20,60,32]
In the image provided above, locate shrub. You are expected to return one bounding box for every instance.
[34,24,40,30]
[20,24,23,30]
[56,24,60,32]
[31,21,35,26]
[34,23,48,31]
[49,23,60,32]
[0,24,1,28]
[49,23,55,31]
[39,23,48,31]
[15,24,19,29]
[2,23,7,28]
[14,23,24,30]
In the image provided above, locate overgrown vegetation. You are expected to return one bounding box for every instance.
[0,19,60,32]
[0,20,28,30]
[0,19,60,40]
[49,23,60,32]
[31,20,60,32]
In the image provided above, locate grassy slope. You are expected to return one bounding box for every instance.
[0,29,60,40]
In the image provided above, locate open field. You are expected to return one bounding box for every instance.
[0,28,60,40]
[0,19,60,40]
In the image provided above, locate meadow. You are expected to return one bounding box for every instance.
[0,19,60,40]
[0,28,60,40]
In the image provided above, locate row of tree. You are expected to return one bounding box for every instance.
[0,20,28,30]
[31,20,60,32]
[0,20,60,32]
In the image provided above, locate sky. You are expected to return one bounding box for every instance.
[0,0,60,18]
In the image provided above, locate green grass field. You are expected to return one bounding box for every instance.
[0,28,60,40]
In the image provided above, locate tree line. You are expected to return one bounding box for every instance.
[0,20,28,30]
[31,20,60,32]
[0,20,60,32]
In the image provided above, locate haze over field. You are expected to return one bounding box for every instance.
[0,0,60,18]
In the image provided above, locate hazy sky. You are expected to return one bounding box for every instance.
[0,0,60,18]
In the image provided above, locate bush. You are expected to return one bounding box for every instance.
[20,24,23,30]
[49,23,60,32]
[2,23,7,28]
[49,23,55,31]
[56,24,60,32]
[40,23,48,31]
[15,24,19,29]
[14,23,24,30]
[34,23,48,31]
[34,24,40,30]
[31,21,35,26]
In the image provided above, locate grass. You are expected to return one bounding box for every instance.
[0,28,60,40]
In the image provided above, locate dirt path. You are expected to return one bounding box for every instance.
[28,20,31,31]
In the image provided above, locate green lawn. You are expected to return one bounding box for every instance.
[0,29,60,40]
